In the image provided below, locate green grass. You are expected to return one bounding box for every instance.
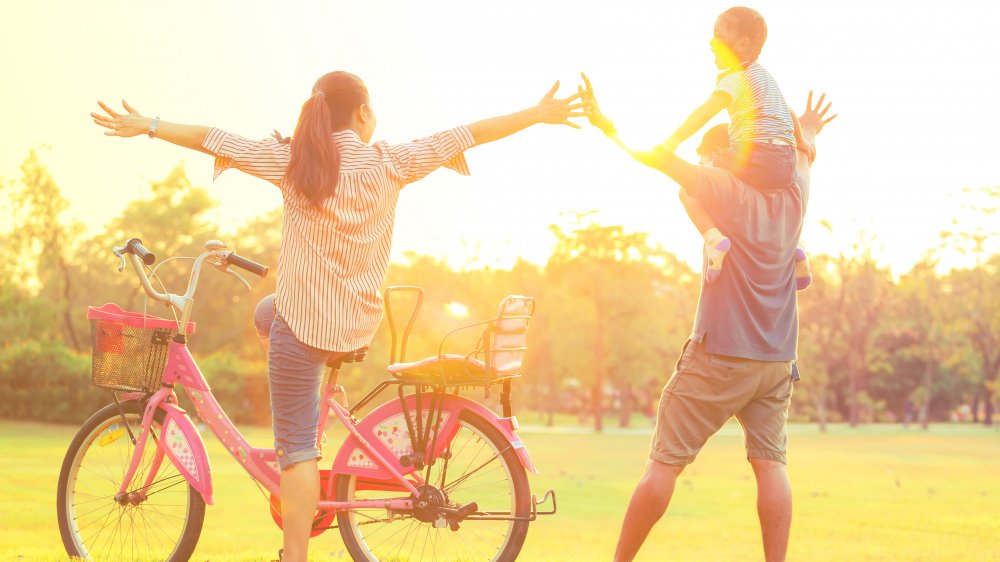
[1,417,998,561]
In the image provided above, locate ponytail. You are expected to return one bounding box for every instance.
[285,71,369,205]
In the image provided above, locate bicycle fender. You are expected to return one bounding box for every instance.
[454,398,539,476]
[332,394,538,481]
[158,402,214,505]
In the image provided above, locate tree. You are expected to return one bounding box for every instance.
[1,150,83,347]
[941,186,1000,425]
[70,164,222,351]
[545,217,696,430]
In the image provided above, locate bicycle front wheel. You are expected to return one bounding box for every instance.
[335,410,531,562]
[57,401,205,562]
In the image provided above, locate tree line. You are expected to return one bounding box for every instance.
[1,151,997,430]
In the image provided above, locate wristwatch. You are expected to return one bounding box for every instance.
[147,117,160,138]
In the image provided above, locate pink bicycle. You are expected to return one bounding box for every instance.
[57,238,556,561]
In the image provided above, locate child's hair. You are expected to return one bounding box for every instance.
[720,6,768,62]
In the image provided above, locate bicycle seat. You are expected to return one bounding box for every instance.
[387,354,491,382]
[327,347,369,368]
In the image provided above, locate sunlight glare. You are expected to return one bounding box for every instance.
[445,301,469,319]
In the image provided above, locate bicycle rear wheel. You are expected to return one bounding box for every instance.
[335,410,530,562]
[57,401,205,562]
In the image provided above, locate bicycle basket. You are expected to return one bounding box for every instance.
[87,303,195,393]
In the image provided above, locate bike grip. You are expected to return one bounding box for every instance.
[126,238,156,266]
[225,252,269,278]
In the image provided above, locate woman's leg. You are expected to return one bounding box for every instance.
[254,294,277,359]
[280,460,320,562]
[267,309,331,562]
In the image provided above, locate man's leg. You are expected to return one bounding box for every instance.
[629,340,750,561]
[613,461,684,562]
[737,359,795,562]
[749,458,792,562]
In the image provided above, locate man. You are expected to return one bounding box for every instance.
[581,76,836,562]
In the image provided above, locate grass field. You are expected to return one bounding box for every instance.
[1,416,998,561]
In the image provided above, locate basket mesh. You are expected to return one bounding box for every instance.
[90,319,172,392]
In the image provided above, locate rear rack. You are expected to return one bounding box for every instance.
[464,489,558,522]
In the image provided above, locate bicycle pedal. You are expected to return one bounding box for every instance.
[399,452,424,468]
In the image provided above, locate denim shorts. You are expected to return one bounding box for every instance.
[253,294,334,470]
[712,142,796,193]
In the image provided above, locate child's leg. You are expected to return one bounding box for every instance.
[679,188,717,235]
[679,189,731,284]
[794,244,812,291]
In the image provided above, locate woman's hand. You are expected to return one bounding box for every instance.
[91,100,152,138]
[579,73,616,135]
[534,81,586,128]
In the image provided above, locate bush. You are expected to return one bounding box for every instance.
[0,341,274,426]
[0,340,109,424]
[191,353,270,426]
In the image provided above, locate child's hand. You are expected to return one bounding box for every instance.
[580,73,616,135]
[272,129,291,144]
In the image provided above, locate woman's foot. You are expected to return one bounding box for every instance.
[703,228,731,284]
[794,245,812,290]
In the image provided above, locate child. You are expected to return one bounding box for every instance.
[688,124,812,290]
[663,7,813,287]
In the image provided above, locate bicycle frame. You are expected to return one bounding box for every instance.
[116,338,540,516]
[116,340,419,513]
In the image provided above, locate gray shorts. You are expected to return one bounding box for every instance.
[254,295,335,470]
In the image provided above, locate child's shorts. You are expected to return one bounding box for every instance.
[712,141,796,193]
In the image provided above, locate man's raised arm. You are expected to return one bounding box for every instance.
[794,91,837,178]
[579,74,701,193]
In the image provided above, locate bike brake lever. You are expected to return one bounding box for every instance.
[226,267,252,291]
[112,244,128,272]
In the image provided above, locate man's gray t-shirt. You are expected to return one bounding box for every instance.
[690,166,809,361]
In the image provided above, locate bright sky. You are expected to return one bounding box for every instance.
[2,0,998,274]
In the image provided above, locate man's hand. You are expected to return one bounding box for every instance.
[579,73,616,135]
[799,91,836,135]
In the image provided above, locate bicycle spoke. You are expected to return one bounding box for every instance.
[443,447,509,493]
[341,417,524,562]
[62,410,196,562]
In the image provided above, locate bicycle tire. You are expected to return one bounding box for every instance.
[335,410,531,561]
[57,401,206,562]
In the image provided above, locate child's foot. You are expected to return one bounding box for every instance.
[703,228,731,284]
[794,245,812,290]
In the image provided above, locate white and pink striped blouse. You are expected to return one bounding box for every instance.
[202,125,476,351]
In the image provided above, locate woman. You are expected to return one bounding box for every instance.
[91,70,584,561]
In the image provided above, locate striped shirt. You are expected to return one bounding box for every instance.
[202,125,476,351]
[715,61,795,146]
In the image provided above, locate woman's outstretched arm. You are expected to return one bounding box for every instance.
[91,100,212,154]
[467,81,585,146]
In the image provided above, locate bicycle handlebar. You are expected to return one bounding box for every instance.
[222,251,269,278]
[125,238,156,266]
[112,237,269,329]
